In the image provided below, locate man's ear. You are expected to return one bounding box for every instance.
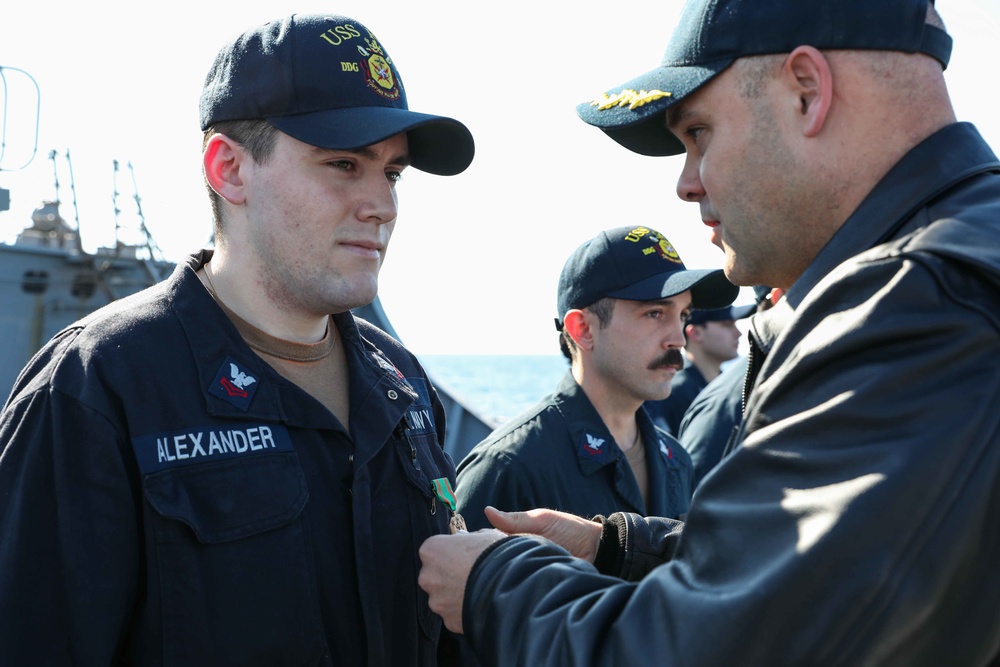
[783,45,833,138]
[203,134,247,205]
[563,309,594,351]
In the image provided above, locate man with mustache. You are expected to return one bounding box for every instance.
[644,301,754,436]
[455,225,737,530]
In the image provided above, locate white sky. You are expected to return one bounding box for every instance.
[3,1,999,354]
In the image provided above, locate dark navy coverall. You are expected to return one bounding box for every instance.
[0,252,459,666]
[457,371,694,531]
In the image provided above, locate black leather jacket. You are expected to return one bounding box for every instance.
[464,123,1000,666]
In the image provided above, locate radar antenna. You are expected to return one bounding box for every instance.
[0,65,41,172]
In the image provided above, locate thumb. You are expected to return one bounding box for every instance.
[484,506,526,533]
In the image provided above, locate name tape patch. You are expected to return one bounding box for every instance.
[132,422,294,474]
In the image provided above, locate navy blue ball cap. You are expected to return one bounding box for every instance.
[576,0,952,157]
[556,225,738,326]
[752,285,773,304]
[200,14,474,176]
[687,303,756,326]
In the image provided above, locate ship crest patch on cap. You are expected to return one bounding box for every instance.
[318,22,401,101]
[359,33,399,100]
[623,226,683,264]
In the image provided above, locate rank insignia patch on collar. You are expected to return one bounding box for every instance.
[209,356,259,411]
[372,351,404,379]
[578,432,612,464]
[659,439,674,459]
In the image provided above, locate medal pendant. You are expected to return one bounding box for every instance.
[431,477,466,533]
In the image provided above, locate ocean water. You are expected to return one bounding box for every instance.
[418,354,569,427]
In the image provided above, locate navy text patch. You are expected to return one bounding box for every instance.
[403,377,437,436]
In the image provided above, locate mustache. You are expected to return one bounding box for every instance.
[648,348,685,371]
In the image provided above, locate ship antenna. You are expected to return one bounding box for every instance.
[127,161,164,261]
[48,148,60,206]
[112,159,122,252]
[0,65,41,172]
[64,149,83,252]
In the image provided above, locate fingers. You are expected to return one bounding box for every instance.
[484,507,602,562]
[418,535,466,634]
[485,505,557,533]
[484,505,521,532]
[418,530,508,635]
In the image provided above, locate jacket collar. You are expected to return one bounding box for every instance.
[551,371,664,471]
[172,251,418,443]
[549,371,618,473]
[750,122,1000,357]
[548,371,682,514]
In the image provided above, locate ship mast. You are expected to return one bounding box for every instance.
[112,158,123,249]
[127,161,164,261]
[45,150,83,253]
[64,149,84,253]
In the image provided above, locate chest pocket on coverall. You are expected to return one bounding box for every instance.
[143,451,326,666]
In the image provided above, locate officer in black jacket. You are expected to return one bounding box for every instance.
[419,1,1000,665]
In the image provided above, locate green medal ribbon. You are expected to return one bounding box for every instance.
[430,477,458,513]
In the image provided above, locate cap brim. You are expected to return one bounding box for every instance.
[607,268,738,310]
[269,107,475,176]
[575,59,732,157]
[687,301,756,324]
[752,285,773,303]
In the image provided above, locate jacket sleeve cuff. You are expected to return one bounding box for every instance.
[592,512,685,581]
[592,513,628,577]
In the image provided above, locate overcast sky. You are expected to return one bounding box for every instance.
[3,0,999,354]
